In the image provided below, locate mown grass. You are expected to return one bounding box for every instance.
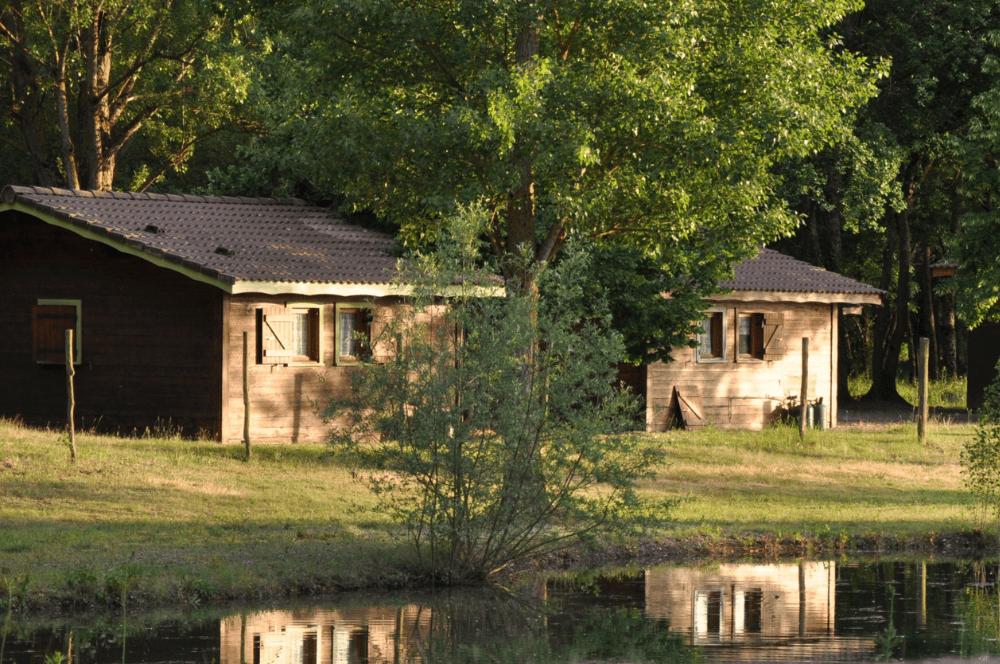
[641,420,975,540]
[849,373,968,410]
[0,411,980,612]
[0,418,412,612]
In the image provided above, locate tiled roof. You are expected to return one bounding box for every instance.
[720,248,884,296]
[1,185,398,288]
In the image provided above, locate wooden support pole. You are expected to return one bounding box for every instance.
[65,329,77,460]
[918,336,929,444]
[800,337,809,440]
[243,331,251,460]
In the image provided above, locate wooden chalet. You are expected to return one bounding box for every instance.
[0,185,401,443]
[647,249,884,431]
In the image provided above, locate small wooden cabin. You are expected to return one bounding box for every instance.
[0,185,401,443]
[646,249,883,431]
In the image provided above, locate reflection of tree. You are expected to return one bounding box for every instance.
[409,586,697,664]
[955,583,1000,659]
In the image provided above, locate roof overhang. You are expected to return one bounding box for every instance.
[1,200,402,297]
[708,290,883,306]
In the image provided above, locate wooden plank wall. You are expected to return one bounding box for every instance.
[647,301,837,431]
[223,295,400,444]
[0,211,224,436]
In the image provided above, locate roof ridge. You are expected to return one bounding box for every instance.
[1,184,309,207]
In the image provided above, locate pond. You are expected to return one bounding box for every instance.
[5,559,1000,663]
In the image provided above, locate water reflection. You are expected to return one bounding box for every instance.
[7,560,1000,663]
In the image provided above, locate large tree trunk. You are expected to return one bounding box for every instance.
[501,10,542,296]
[864,209,912,404]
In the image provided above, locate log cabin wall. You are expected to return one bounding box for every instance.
[0,211,224,436]
[646,300,838,431]
[223,295,400,444]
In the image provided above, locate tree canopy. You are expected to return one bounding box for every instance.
[232,0,878,294]
[0,0,262,191]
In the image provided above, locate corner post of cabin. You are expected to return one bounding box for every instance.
[830,303,838,429]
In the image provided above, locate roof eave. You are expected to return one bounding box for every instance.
[707,290,883,305]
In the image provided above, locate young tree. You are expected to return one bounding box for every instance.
[245,0,878,296]
[327,207,668,582]
[0,0,261,191]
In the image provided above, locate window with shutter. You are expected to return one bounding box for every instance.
[33,299,82,364]
[695,310,725,362]
[257,303,322,365]
[335,302,374,365]
[737,312,766,360]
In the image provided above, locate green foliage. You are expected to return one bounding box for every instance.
[327,208,669,582]
[0,0,265,190]
[962,361,1000,527]
[233,0,877,275]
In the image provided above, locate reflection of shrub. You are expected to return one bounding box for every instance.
[962,362,1000,529]
[327,209,668,583]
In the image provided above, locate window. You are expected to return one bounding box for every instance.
[258,303,322,365]
[696,310,725,362]
[335,302,373,366]
[737,313,765,360]
[33,299,82,364]
[737,311,785,361]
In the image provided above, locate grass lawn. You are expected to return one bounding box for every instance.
[0,410,981,612]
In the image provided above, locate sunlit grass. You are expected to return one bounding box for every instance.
[643,420,974,539]
[0,413,980,609]
[849,374,968,410]
[0,418,408,609]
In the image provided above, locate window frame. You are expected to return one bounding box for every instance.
[695,309,726,363]
[258,303,323,366]
[335,302,373,366]
[33,298,82,365]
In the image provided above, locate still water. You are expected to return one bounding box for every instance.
[7,560,1000,663]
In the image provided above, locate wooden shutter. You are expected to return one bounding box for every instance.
[762,312,785,359]
[33,305,77,363]
[673,385,708,430]
[260,307,294,363]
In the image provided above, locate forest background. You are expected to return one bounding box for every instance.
[3,0,1000,395]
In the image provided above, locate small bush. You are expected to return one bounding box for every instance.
[962,362,1000,528]
[327,208,669,583]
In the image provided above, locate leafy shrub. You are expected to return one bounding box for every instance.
[962,362,1000,528]
[326,208,669,583]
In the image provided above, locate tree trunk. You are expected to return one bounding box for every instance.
[501,10,542,296]
[865,209,912,404]
[918,246,938,379]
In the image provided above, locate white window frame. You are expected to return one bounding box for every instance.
[695,308,725,363]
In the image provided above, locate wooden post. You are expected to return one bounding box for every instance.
[65,329,77,460]
[800,337,809,440]
[243,331,251,460]
[918,336,929,444]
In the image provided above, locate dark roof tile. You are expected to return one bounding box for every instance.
[721,248,883,295]
[3,185,399,287]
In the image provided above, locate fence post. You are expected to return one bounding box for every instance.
[65,329,77,460]
[918,336,929,444]
[800,337,809,440]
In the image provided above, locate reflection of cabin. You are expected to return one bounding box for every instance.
[0,185,400,442]
[645,562,875,660]
[647,250,883,431]
[220,607,433,664]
